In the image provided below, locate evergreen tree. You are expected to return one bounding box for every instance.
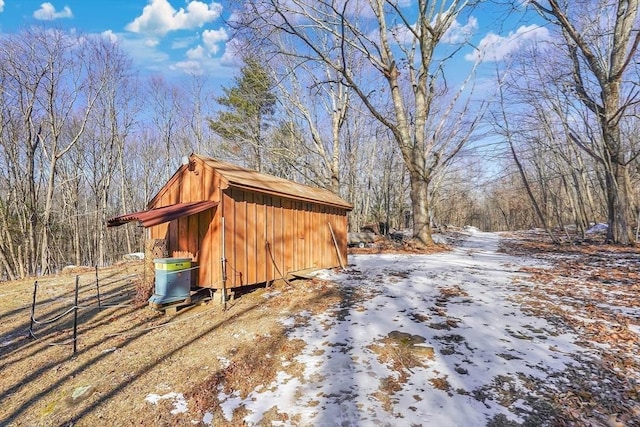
[209,58,276,171]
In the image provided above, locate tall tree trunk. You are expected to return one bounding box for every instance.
[119,148,133,254]
[509,140,559,243]
[26,148,38,275]
[409,172,434,246]
[606,162,634,244]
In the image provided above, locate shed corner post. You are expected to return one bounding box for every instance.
[221,215,228,309]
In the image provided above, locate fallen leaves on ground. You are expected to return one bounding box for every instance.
[501,231,640,426]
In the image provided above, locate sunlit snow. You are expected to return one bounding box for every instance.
[145,392,188,415]
[210,231,590,426]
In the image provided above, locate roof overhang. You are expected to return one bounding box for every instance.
[107,201,218,228]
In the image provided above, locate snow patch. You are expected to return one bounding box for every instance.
[586,223,608,234]
[145,392,188,415]
[202,411,214,425]
[214,230,586,425]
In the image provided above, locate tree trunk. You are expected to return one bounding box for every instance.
[119,150,133,254]
[26,149,38,276]
[0,214,17,281]
[606,163,634,244]
[409,172,433,247]
[510,141,559,244]
[40,153,58,275]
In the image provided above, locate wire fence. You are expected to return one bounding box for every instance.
[26,264,227,355]
[27,267,135,355]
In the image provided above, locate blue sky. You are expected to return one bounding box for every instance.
[0,0,548,85]
[0,0,235,79]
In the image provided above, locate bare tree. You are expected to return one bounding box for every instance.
[0,28,134,275]
[83,39,138,266]
[528,0,640,243]
[0,27,50,276]
[483,175,538,231]
[181,73,216,155]
[36,30,112,274]
[234,0,483,247]
[492,70,560,242]
[147,76,184,180]
[271,55,351,194]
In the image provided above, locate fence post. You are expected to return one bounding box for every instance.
[95,265,101,310]
[28,281,38,339]
[73,275,79,355]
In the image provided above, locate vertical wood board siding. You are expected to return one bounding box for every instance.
[146,156,349,290]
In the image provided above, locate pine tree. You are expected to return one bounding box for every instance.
[209,58,276,171]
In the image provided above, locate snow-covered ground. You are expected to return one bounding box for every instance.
[212,230,593,426]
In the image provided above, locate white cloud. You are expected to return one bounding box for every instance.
[465,24,551,62]
[202,27,227,54]
[101,30,118,44]
[125,0,223,36]
[186,45,205,59]
[113,32,170,72]
[172,54,228,75]
[33,2,73,20]
[0,0,5,13]
[443,16,478,44]
[175,28,228,75]
[173,60,203,75]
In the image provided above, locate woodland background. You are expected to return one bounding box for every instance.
[0,0,638,279]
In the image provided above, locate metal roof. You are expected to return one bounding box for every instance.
[107,200,218,228]
[194,155,353,209]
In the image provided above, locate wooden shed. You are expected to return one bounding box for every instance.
[108,154,352,292]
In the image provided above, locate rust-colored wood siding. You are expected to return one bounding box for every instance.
[221,188,348,289]
[148,162,223,289]
[147,157,349,290]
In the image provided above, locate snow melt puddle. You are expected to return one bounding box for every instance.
[215,231,587,426]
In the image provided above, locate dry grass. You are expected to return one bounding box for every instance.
[368,330,435,413]
[188,336,307,425]
[0,261,343,426]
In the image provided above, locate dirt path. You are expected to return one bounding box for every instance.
[208,230,584,426]
[209,229,639,426]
